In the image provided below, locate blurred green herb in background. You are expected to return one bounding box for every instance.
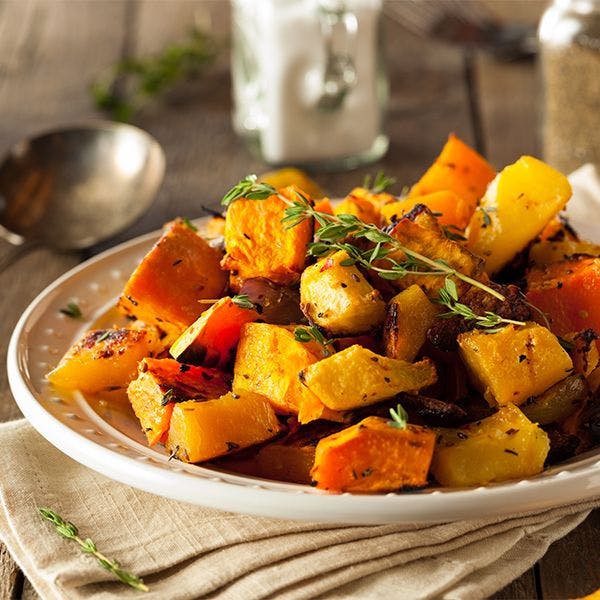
[91,28,219,122]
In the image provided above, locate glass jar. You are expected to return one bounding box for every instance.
[231,0,388,170]
[539,0,600,173]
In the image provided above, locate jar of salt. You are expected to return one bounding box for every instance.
[231,0,388,169]
[539,0,600,173]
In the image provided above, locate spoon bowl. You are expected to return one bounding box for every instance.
[0,121,165,251]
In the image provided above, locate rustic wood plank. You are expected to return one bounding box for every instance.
[538,510,600,599]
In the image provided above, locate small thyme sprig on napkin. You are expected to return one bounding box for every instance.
[220,176,528,331]
[38,508,149,592]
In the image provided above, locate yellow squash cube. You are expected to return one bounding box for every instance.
[431,404,550,487]
[300,250,386,335]
[458,323,573,406]
[299,344,437,411]
[167,391,280,463]
[383,285,439,362]
[467,156,572,274]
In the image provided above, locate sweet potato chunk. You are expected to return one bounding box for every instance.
[300,345,437,411]
[458,323,573,407]
[127,358,230,445]
[467,156,572,274]
[311,417,436,492]
[47,327,163,393]
[334,187,393,226]
[526,257,600,337]
[431,404,550,487]
[117,220,227,336]
[409,134,496,214]
[221,185,313,290]
[383,285,439,362]
[300,250,386,335]
[381,191,472,230]
[170,296,259,367]
[167,392,280,463]
[232,323,329,414]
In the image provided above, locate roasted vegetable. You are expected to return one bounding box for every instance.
[232,323,328,414]
[167,391,281,463]
[238,278,305,324]
[299,345,437,411]
[258,167,324,199]
[334,191,381,225]
[127,358,230,445]
[169,296,259,367]
[47,327,163,393]
[221,185,313,290]
[300,250,386,335]
[520,374,587,426]
[528,238,600,267]
[431,404,550,487]
[526,257,600,337]
[458,323,573,407]
[467,156,572,274]
[564,330,599,377]
[383,285,439,362]
[381,190,472,230]
[409,134,496,215]
[117,219,227,336]
[311,416,436,492]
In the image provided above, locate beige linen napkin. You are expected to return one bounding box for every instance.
[0,420,598,600]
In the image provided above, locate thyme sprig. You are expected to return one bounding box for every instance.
[388,403,409,429]
[231,294,256,310]
[362,170,396,194]
[437,278,525,331]
[38,508,148,592]
[294,326,335,356]
[60,302,82,319]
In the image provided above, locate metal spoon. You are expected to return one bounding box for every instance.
[0,121,165,271]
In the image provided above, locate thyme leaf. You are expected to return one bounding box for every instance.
[181,217,198,232]
[362,170,397,194]
[220,175,276,206]
[231,294,256,310]
[388,403,409,429]
[294,326,334,356]
[59,302,82,319]
[38,508,148,591]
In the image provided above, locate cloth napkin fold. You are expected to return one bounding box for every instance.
[0,420,598,600]
[3,164,600,599]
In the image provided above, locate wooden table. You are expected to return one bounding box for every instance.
[0,1,598,598]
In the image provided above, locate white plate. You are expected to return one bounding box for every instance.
[7,222,600,524]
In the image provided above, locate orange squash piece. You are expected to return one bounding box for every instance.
[117,219,228,336]
[409,134,496,215]
[221,185,314,290]
[313,197,334,216]
[381,190,472,230]
[311,417,436,492]
[127,358,230,446]
[170,296,260,367]
[526,257,600,337]
[47,327,164,393]
[167,391,281,463]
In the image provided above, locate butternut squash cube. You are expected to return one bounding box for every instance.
[334,187,393,226]
[232,323,329,414]
[127,358,230,445]
[528,239,600,268]
[458,323,573,407]
[300,250,386,335]
[311,417,436,492]
[299,345,437,411]
[47,327,163,393]
[169,296,259,367]
[167,391,281,463]
[221,185,313,290]
[117,219,227,336]
[467,156,572,274]
[383,285,439,362]
[431,404,550,487]
[409,134,496,214]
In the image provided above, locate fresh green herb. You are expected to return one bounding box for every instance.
[442,225,467,242]
[161,388,177,406]
[231,294,256,310]
[388,403,409,429]
[91,28,219,121]
[181,217,197,232]
[294,326,334,356]
[38,508,148,592]
[479,206,496,228]
[221,175,277,206]
[362,170,397,194]
[437,278,525,331]
[95,331,112,343]
[59,302,82,319]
